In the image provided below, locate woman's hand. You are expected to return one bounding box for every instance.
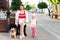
[24,20,30,24]
[24,21,28,24]
[16,20,19,23]
[15,20,19,26]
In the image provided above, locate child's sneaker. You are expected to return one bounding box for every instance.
[33,34,37,38]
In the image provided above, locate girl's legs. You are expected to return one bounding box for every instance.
[32,27,36,38]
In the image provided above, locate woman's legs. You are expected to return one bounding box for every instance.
[20,24,24,35]
[24,24,27,36]
[16,24,27,36]
[16,24,20,35]
[20,24,25,39]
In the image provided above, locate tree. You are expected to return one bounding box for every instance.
[11,0,22,11]
[38,2,48,9]
[30,4,35,10]
[0,0,8,10]
[25,5,31,10]
[38,2,48,13]
[48,0,60,18]
[58,0,60,3]
[49,0,60,4]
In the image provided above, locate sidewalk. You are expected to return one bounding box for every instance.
[0,14,59,40]
[0,25,58,40]
[36,14,60,40]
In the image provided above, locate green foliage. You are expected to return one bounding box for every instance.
[25,5,31,10]
[48,0,54,4]
[57,0,60,4]
[58,0,60,2]
[48,0,60,4]
[30,4,35,10]
[11,0,22,11]
[38,2,48,9]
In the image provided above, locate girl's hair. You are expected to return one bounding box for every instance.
[32,13,36,17]
[19,4,25,10]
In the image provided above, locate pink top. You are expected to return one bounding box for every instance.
[18,11,26,19]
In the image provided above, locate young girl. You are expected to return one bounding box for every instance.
[31,13,37,38]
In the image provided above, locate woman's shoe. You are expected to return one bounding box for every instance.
[20,35,23,39]
[24,34,27,36]
[22,35,25,39]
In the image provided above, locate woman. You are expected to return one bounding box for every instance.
[15,5,29,39]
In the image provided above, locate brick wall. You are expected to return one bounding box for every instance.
[0,20,6,32]
[0,18,15,32]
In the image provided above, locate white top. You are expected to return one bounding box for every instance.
[15,10,29,26]
[31,18,36,27]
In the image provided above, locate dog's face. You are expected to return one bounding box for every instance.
[10,28,16,33]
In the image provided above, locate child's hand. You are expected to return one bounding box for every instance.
[25,22,29,24]
[24,20,31,24]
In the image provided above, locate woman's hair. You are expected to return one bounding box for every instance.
[19,4,25,10]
